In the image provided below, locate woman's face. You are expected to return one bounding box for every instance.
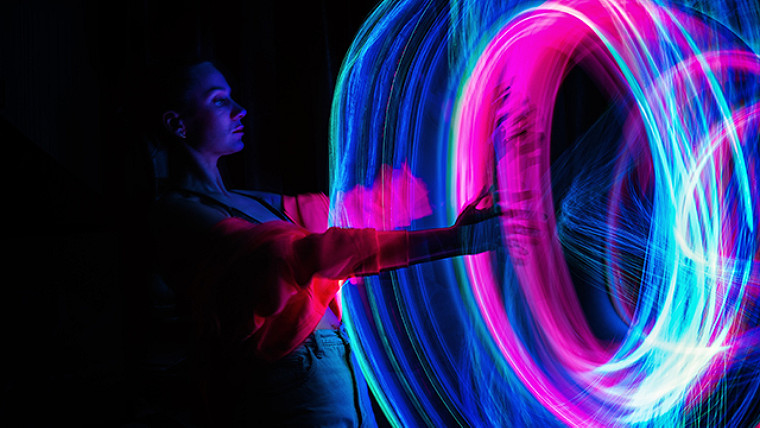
[181,62,247,157]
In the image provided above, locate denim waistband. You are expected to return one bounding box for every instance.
[303,325,352,358]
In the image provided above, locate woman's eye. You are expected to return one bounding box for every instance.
[213,97,229,106]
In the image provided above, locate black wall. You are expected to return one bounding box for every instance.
[0,1,378,425]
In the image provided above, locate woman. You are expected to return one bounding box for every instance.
[145,60,501,427]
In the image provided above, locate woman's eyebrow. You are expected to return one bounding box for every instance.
[204,86,229,96]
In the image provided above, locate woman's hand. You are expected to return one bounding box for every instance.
[451,186,503,255]
[454,185,500,228]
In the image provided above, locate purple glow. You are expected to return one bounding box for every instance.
[331,0,760,425]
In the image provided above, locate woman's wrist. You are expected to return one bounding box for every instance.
[406,226,461,266]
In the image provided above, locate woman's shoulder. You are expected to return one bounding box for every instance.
[152,189,231,232]
[231,189,284,211]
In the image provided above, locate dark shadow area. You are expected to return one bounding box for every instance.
[0,1,387,426]
[550,65,632,343]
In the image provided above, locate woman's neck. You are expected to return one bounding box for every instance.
[171,144,228,196]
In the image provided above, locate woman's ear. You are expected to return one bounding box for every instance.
[162,110,186,139]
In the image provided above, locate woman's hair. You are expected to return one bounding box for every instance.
[118,53,216,199]
[126,56,213,139]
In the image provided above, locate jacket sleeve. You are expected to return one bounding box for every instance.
[207,215,494,309]
[209,218,410,302]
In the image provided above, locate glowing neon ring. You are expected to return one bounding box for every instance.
[453,0,757,425]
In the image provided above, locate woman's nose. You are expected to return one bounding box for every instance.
[232,100,247,119]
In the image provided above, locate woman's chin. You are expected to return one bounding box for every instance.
[229,139,245,153]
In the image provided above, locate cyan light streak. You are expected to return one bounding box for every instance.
[328,0,760,426]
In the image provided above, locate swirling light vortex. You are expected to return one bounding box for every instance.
[329,0,760,426]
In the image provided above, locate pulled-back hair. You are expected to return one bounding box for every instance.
[124,54,214,140]
[117,52,217,200]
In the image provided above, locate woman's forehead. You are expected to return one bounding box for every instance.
[188,62,230,93]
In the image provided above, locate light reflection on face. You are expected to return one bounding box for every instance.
[182,62,247,157]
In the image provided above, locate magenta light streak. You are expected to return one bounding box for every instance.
[452,0,760,425]
[333,163,433,230]
[454,2,625,423]
[330,0,760,424]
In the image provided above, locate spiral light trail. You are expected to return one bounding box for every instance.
[329,1,760,426]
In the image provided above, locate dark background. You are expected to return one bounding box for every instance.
[0,0,379,425]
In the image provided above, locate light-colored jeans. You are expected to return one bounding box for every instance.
[237,326,378,427]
